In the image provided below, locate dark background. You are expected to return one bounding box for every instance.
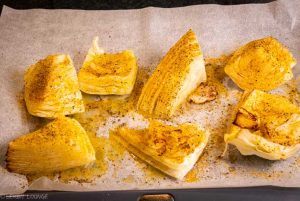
[1,0,274,11]
[1,0,298,201]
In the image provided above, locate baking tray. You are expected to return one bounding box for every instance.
[0,0,299,200]
[0,187,299,201]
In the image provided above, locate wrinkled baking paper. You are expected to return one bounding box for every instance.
[0,0,300,195]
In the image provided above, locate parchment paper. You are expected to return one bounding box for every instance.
[1,0,300,195]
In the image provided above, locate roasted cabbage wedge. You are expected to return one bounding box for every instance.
[24,54,84,118]
[224,90,300,160]
[111,120,210,180]
[78,37,138,95]
[224,37,296,91]
[6,117,95,175]
[137,29,206,119]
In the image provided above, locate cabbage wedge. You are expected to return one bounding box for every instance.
[137,29,206,119]
[78,37,138,95]
[111,120,209,180]
[224,90,300,160]
[24,54,84,118]
[6,117,95,175]
[225,37,296,91]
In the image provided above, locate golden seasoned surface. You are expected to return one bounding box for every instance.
[6,117,95,175]
[24,54,84,118]
[78,38,138,95]
[224,90,300,160]
[113,120,206,164]
[225,37,296,90]
[233,90,300,146]
[83,51,135,77]
[137,29,206,119]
